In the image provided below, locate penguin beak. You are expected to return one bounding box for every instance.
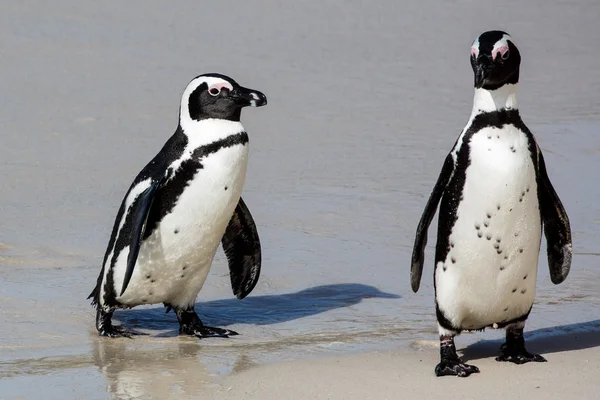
[474,56,493,89]
[474,66,487,89]
[230,86,268,108]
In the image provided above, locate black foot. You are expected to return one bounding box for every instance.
[174,305,237,339]
[96,308,147,338]
[496,325,546,364]
[436,333,480,377]
[496,343,547,364]
[99,324,148,338]
[435,359,480,377]
[193,325,238,338]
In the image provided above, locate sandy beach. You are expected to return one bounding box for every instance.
[203,327,600,400]
[1,1,599,399]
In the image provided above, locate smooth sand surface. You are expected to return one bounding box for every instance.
[204,331,600,400]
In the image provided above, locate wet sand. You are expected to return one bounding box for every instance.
[203,330,600,400]
[1,1,600,399]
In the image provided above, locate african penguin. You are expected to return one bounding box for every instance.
[89,73,267,339]
[411,31,572,377]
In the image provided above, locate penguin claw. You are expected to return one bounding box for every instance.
[99,325,148,338]
[193,326,238,339]
[175,307,237,338]
[496,346,547,364]
[435,359,480,377]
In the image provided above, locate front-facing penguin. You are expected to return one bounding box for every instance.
[89,73,267,338]
[411,31,572,377]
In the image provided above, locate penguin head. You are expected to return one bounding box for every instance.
[470,31,521,90]
[180,73,267,123]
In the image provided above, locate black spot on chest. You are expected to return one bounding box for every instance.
[434,109,539,271]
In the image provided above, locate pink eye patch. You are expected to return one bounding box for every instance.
[208,82,233,93]
[492,45,509,60]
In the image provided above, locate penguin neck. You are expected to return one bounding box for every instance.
[471,83,519,116]
[179,118,245,147]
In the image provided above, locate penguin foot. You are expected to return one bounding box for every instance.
[95,308,148,338]
[436,333,479,377]
[495,343,547,364]
[497,324,546,364]
[99,324,148,338]
[193,326,239,339]
[174,305,237,339]
[435,359,480,377]
[179,323,238,338]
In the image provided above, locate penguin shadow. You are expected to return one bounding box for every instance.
[117,283,400,332]
[460,319,600,362]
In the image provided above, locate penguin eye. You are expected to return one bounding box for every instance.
[501,49,510,60]
[208,87,221,96]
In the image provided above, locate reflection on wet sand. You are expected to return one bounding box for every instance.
[93,338,213,399]
[0,335,257,399]
[0,354,93,379]
[0,283,403,385]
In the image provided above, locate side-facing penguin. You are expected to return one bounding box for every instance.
[89,73,267,338]
[411,31,572,377]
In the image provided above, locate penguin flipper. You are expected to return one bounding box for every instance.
[120,179,163,296]
[222,197,261,299]
[411,154,454,293]
[536,149,572,284]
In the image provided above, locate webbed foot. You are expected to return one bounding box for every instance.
[174,305,237,339]
[99,324,148,338]
[96,308,147,338]
[435,359,480,377]
[191,325,238,339]
[436,333,480,377]
[496,324,546,364]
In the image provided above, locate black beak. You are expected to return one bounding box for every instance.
[230,86,267,108]
[474,56,495,89]
[474,65,487,88]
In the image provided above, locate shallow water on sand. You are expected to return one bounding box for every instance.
[1,1,600,399]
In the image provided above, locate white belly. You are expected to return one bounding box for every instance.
[116,144,249,307]
[436,125,541,330]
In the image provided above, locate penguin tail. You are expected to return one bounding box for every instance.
[88,286,101,307]
[88,267,105,308]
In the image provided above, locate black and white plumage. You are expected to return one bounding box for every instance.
[89,73,267,339]
[411,31,572,377]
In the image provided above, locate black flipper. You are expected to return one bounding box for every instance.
[411,155,455,293]
[221,197,261,299]
[536,148,572,284]
[120,179,163,296]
